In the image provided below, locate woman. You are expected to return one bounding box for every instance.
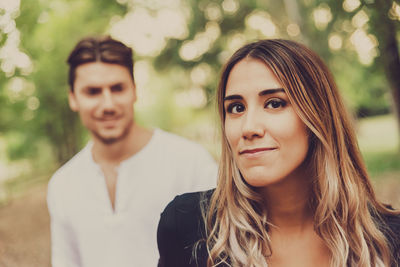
[157,39,400,267]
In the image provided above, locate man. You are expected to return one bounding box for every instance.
[47,36,217,267]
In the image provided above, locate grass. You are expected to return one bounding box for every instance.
[0,165,56,206]
[363,150,400,177]
[1,114,399,204]
[4,171,52,197]
[357,114,400,177]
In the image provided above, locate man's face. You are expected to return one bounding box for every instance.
[69,62,136,144]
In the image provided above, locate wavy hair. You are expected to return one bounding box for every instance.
[204,39,398,267]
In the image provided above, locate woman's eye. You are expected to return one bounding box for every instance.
[265,99,286,109]
[227,103,245,114]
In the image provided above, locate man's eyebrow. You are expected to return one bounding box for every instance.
[85,86,101,90]
[259,88,285,96]
[110,83,123,88]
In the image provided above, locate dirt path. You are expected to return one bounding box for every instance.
[0,184,50,267]
[0,175,398,267]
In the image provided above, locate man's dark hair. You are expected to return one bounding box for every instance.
[67,36,134,91]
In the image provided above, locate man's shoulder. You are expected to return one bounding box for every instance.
[48,144,91,190]
[146,130,217,193]
[155,129,206,150]
[153,129,214,159]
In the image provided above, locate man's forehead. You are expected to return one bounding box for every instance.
[75,62,129,74]
[74,62,132,88]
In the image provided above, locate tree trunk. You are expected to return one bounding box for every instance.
[369,0,400,149]
[282,0,310,45]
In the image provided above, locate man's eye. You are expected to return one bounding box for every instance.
[265,99,286,109]
[227,103,245,114]
[87,88,101,95]
[111,85,123,92]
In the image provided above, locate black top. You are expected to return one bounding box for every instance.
[157,190,400,267]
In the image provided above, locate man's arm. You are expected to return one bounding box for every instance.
[47,178,81,267]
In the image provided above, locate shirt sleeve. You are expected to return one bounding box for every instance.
[157,192,210,267]
[157,196,184,267]
[47,177,81,267]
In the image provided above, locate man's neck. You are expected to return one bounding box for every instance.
[91,124,153,166]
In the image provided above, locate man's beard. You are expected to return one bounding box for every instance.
[92,120,133,145]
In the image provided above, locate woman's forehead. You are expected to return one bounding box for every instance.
[225,58,282,96]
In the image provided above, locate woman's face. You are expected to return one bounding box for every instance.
[224,58,309,187]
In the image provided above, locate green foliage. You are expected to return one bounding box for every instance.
[1,0,399,169]
[332,54,391,117]
[152,0,396,119]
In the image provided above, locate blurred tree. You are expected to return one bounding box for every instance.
[1,0,400,169]
[151,0,399,137]
[4,0,126,164]
[304,0,400,137]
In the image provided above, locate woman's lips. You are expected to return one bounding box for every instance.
[239,147,277,155]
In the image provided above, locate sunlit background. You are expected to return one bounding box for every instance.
[0,0,399,265]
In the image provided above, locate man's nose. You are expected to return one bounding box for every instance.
[241,108,265,140]
[101,89,115,109]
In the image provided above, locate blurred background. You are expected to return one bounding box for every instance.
[0,0,399,265]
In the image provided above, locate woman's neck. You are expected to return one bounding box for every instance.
[260,168,314,231]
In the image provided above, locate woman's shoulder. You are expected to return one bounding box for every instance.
[380,211,400,239]
[159,189,214,240]
[161,189,214,219]
[383,211,400,229]
[380,211,400,263]
[157,189,214,267]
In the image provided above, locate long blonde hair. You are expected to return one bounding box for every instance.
[204,39,398,267]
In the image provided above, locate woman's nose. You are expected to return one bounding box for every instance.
[241,108,265,140]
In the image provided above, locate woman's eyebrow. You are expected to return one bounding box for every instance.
[223,94,242,102]
[259,88,285,96]
[224,88,284,102]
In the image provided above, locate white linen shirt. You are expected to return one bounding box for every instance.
[47,129,218,267]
